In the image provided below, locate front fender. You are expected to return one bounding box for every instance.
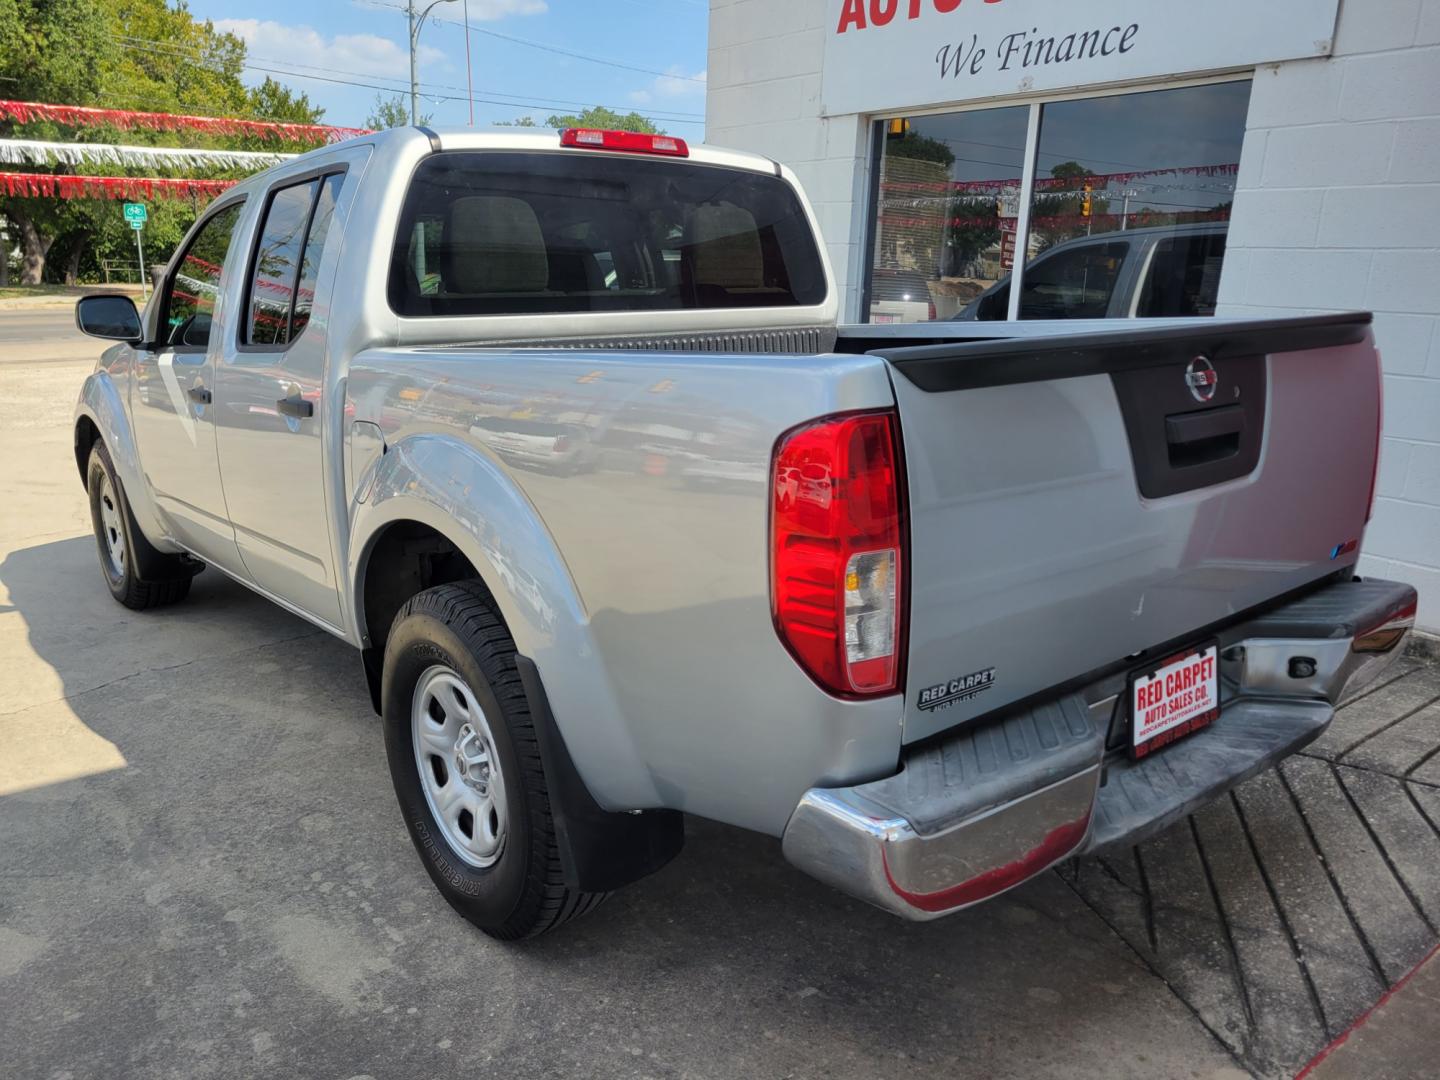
[349,434,661,811]
[74,364,177,554]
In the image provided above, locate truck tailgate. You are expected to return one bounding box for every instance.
[863,314,1379,744]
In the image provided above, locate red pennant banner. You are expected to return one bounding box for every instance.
[881,163,1240,197]
[0,100,370,144]
[0,171,239,200]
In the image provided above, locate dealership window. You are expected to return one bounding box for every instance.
[865,79,1252,324]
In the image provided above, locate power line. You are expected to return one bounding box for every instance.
[108,32,704,118]
[105,36,704,128]
[363,0,707,83]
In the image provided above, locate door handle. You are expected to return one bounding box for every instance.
[1165,405,1244,446]
[187,386,212,405]
[276,395,314,420]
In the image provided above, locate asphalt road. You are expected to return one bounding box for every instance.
[0,307,102,363]
[0,311,1431,1080]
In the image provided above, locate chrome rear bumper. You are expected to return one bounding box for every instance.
[782,578,1417,921]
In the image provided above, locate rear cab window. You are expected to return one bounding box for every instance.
[387,151,827,317]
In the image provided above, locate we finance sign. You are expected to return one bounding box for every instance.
[821,0,1341,116]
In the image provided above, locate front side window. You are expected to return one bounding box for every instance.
[1019,241,1129,319]
[388,152,828,317]
[164,202,243,350]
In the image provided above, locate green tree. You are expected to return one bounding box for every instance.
[544,105,662,134]
[1,0,328,284]
[0,0,114,282]
[495,115,539,128]
[886,131,955,169]
[365,93,428,130]
[248,77,323,124]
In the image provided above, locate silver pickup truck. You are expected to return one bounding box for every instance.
[72,127,1416,940]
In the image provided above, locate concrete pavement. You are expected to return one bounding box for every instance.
[0,315,1435,1079]
[1300,945,1440,1080]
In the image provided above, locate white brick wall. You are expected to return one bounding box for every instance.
[1216,0,1440,631]
[709,0,1440,632]
[706,0,870,318]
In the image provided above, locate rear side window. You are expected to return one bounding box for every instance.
[1137,232,1228,318]
[245,172,346,347]
[388,151,827,317]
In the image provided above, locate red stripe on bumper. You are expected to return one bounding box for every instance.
[880,812,1093,914]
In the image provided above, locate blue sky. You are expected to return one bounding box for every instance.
[181,0,709,134]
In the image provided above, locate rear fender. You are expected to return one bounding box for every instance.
[349,434,661,811]
[74,368,177,556]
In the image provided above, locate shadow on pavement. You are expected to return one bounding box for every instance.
[0,533,1236,1079]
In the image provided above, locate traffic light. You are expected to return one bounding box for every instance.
[1082,183,1093,219]
[886,117,912,139]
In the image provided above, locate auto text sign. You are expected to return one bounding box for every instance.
[821,0,1342,117]
[123,202,148,226]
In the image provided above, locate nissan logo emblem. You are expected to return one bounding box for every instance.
[1186,355,1219,403]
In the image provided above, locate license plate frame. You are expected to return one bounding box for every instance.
[1128,641,1221,760]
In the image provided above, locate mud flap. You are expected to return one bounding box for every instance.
[515,655,684,893]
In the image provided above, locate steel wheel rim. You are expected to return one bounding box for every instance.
[411,664,508,869]
[96,472,126,580]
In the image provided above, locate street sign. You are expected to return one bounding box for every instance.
[124,204,149,300]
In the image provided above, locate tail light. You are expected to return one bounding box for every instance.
[560,129,689,157]
[771,410,907,698]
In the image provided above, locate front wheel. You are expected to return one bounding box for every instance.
[86,441,197,610]
[381,581,607,939]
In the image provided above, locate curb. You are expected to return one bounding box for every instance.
[1293,941,1440,1079]
[0,290,146,312]
[1407,630,1440,662]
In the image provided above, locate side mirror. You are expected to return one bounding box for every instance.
[76,294,143,344]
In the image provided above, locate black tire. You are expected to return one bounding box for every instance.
[381,580,607,940]
[86,441,196,611]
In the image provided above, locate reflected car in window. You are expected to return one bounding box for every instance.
[953,222,1229,322]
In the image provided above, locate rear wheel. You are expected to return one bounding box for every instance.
[382,580,607,939]
[86,441,197,610]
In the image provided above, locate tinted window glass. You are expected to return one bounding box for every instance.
[165,203,243,350]
[389,152,827,317]
[1019,241,1129,319]
[1019,81,1249,320]
[292,173,344,339]
[867,106,1030,324]
[247,179,318,346]
[1137,231,1228,318]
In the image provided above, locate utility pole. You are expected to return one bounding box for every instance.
[409,0,459,126]
[408,0,417,127]
[463,0,474,126]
